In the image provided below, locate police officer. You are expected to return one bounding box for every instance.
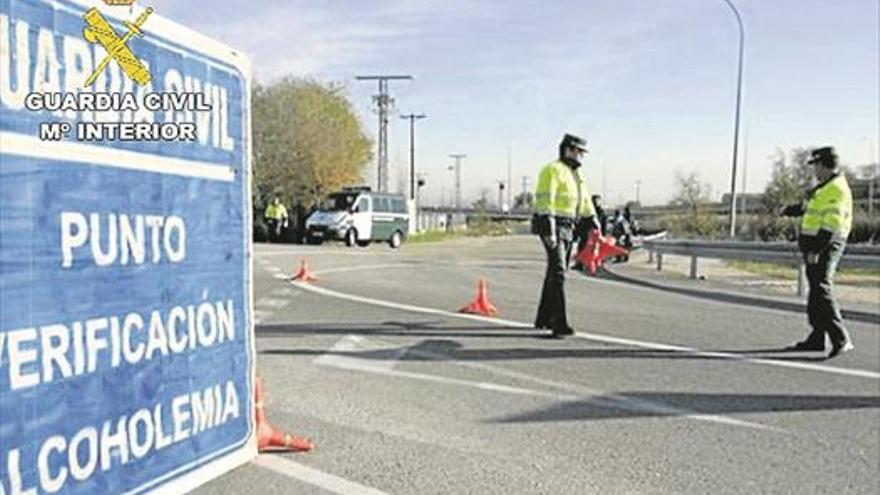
[782,146,854,358]
[264,197,289,243]
[534,133,600,338]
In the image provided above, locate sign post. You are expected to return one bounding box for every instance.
[0,1,256,493]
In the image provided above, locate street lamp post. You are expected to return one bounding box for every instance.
[448,154,466,214]
[721,0,745,239]
[400,113,426,201]
[497,180,506,212]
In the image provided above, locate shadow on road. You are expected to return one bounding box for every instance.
[488,391,880,423]
[257,325,851,364]
[256,321,535,339]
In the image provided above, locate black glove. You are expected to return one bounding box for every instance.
[781,203,804,217]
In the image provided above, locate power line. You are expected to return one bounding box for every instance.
[355,75,412,192]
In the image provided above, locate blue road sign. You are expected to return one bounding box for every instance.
[0,0,255,493]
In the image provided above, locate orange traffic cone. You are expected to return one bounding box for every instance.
[459,278,499,316]
[255,377,315,453]
[291,258,318,282]
[575,230,629,275]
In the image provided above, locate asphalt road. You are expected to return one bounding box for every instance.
[195,235,880,495]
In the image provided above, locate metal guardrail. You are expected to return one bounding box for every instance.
[643,237,880,296]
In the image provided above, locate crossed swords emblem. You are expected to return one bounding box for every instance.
[82,7,154,87]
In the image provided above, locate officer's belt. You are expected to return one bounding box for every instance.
[552,217,576,227]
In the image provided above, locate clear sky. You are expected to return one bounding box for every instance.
[149,0,878,207]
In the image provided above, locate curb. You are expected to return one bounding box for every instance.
[601,266,880,325]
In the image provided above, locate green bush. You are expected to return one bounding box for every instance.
[659,211,880,244]
[741,215,799,242]
[658,213,725,239]
[849,213,880,244]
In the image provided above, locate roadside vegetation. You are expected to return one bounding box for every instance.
[727,260,880,284]
[656,148,879,243]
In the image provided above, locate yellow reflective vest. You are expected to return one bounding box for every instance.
[265,202,288,221]
[534,160,595,219]
[800,174,852,241]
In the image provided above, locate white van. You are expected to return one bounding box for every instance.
[305,187,409,248]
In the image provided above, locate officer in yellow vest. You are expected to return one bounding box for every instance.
[264,197,289,243]
[782,146,854,358]
[533,133,600,338]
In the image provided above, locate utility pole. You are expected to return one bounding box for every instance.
[507,139,513,214]
[864,137,876,215]
[355,75,412,192]
[602,161,607,199]
[634,180,642,204]
[519,175,531,210]
[399,113,426,200]
[448,154,466,213]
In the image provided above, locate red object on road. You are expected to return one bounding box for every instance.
[459,278,499,316]
[576,230,629,275]
[255,377,315,453]
[291,258,318,282]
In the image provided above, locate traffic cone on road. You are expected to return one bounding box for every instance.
[458,278,499,316]
[576,230,629,275]
[255,377,315,453]
[291,258,318,282]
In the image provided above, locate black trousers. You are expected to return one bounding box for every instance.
[535,233,574,330]
[803,241,850,346]
[266,219,282,242]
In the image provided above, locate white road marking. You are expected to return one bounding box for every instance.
[256,298,290,309]
[315,335,409,373]
[314,335,773,431]
[258,249,385,257]
[313,263,416,276]
[293,282,880,380]
[253,455,390,495]
[254,310,271,324]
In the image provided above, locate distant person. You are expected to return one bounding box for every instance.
[293,201,308,243]
[611,209,631,262]
[533,133,600,338]
[264,197,289,243]
[781,146,854,358]
[623,205,639,236]
[592,195,608,236]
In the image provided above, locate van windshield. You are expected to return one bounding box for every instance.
[326,193,358,211]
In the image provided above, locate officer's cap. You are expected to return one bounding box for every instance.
[561,133,588,152]
[806,146,838,169]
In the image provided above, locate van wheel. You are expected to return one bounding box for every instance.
[306,235,324,245]
[356,240,371,247]
[345,228,358,247]
[388,231,403,249]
